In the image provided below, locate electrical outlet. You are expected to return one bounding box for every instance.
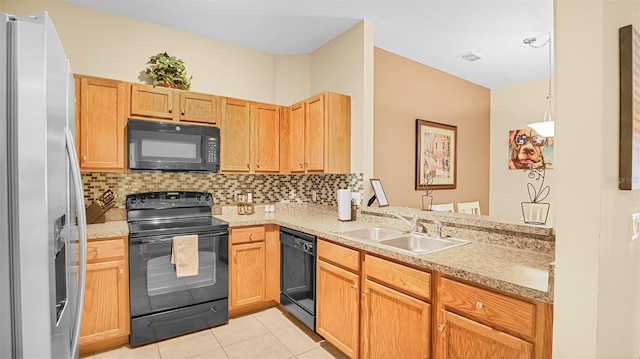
[311,190,317,202]
[632,213,640,240]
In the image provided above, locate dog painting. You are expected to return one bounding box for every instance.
[508,129,554,170]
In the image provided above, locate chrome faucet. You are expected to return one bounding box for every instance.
[433,220,443,239]
[383,208,419,232]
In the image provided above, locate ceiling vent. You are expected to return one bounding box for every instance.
[457,51,483,62]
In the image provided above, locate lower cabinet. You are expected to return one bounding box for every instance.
[361,254,431,359]
[438,311,533,359]
[434,276,553,359]
[230,241,266,307]
[229,224,280,315]
[79,236,129,355]
[316,251,360,358]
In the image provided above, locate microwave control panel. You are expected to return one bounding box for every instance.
[206,136,218,163]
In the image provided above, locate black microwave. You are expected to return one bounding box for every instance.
[127,119,220,172]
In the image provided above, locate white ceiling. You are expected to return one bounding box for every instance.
[67,0,553,89]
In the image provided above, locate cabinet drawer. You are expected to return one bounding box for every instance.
[318,239,360,273]
[82,239,125,263]
[231,226,266,244]
[364,254,430,300]
[439,277,536,338]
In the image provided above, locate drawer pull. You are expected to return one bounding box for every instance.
[248,233,253,238]
[475,301,484,310]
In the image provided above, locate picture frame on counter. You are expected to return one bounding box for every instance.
[415,119,457,190]
[370,178,389,207]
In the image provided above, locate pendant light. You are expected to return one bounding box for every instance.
[524,33,554,137]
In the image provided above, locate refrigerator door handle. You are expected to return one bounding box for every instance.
[65,128,86,359]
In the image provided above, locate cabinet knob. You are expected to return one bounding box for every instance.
[351,285,357,290]
[256,162,260,168]
[181,109,185,115]
[233,251,237,257]
[299,163,303,168]
[248,233,253,238]
[119,269,123,274]
[475,301,484,310]
[168,107,173,113]
[304,162,308,167]
[82,156,87,161]
[362,290,368,295]
[246,163,250,169]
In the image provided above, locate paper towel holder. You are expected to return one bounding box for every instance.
[370,179,389,207]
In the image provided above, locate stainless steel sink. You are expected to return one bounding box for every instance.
[377,233,470,255]
[336,227,406,241]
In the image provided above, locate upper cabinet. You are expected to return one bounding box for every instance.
[75,74,128,172]
[285,92,351,174]
[130,84,218,125]
[220,98,280,173]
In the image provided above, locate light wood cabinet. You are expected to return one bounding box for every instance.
[434,275,553,359]
[220,98,251,172]
[252,102,280,172]
[130,84,218,125]
[220,98,280,173]
[438,311,533,359]
[75,75,128,171]
[229,225,280,315]
[361,254,431,359]
[230,241,266,308]
[285,92,351,174]
[78,236,129,355]
[316,240,361,358]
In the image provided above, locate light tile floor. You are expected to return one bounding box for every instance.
[81,307,348,359]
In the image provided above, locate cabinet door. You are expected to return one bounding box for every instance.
[180,92,218,124]
[252,103,280,172]
[78,77,127,171]
[289,102,305,173]
[305,94,325,172]
[438,311,533,359]
[220,98,251,172]
[79,259,129,346]
[230,241,266,308]
[362,279,430,359]
[130,84,176,120]
[316,260,360,358]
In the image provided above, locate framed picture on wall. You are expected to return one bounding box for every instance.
[619,24,640,190]
[415,119,457,190]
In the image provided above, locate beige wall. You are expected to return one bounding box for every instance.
[275,54,311,105]
[490,77,555,223]
[3,0,279,103]
[373,47,490,211]
[553,0,640,358]
[310,20,374,177]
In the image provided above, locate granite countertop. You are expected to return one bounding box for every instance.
[87,205,555,304]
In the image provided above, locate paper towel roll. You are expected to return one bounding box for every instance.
[337,189,352,221]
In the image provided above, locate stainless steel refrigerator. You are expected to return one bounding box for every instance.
[0,10,88,359]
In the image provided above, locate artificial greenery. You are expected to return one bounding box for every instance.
[144,52,192,90]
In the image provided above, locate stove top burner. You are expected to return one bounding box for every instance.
[126,191,228,238]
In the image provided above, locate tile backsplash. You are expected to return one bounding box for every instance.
[82,172,364,208]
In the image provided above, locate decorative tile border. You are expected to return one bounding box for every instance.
[81,172,364,208]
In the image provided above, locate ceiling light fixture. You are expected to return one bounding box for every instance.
[524,32,554,137]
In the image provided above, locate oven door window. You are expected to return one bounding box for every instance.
[132,130,202,163]
[129,234,228,318]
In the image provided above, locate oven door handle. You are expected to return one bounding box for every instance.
[130,231,229,244]
[146,306,221,328]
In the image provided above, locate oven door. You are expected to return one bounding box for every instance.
[129,230,228,319]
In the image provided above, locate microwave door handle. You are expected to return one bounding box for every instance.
[65,128,87,359]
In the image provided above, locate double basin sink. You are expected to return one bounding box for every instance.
[335,227,470,255]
